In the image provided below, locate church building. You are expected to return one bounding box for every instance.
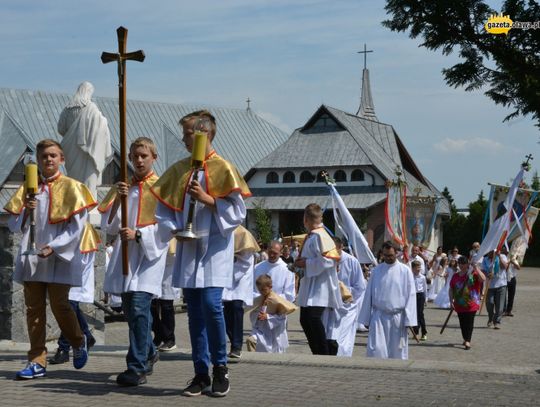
[244,64,449,252]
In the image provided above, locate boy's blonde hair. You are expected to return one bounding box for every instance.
[36,139,64,157]
[304,203,323,222]
[179,110,217,138]
[130,137,157,158]
[255,274,272,290]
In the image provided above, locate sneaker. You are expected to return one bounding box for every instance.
[146,352,159,375]
[48,348,69,365]
[116,369,147,386]
[16,362,46,380]
[420,335,427,341]
[228,349,242,359]
[158,341,177,352]
[73,336,88,369]
[182,374,211,397]
[87,336,96,349]
[487,321,493,328]
[211,365,230,397]
[493,324,501,330]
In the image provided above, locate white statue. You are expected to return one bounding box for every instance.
[58,81,113,196]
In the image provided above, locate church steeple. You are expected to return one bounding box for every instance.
[356,44,378,121]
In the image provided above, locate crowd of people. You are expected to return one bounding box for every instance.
[3,108,523,398]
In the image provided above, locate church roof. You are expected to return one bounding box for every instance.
[0,87,288,183]
[250,104,449,214]
[0,87,289,214]
[247,185,387,210]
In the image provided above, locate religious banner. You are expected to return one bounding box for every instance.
[384,181,407,246]
[406,197,439,247]
[474,165,526,262]
[509,206,539,263]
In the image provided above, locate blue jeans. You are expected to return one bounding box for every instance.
[487,286,507,325]
[183,287,227,374]
[121,291,156,374]
[58,300,95,351]
[223,300,244,352]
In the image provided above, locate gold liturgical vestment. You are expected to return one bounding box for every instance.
[98,172,159,227]
[4,174,97,224]
[150,151,251,211]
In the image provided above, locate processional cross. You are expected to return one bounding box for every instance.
[101,27,145,276]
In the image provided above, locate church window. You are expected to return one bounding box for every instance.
[351,169,365,181]
[300,171,315,183]
[334,170,347,182]
[283,171,296,183]
[266,171,279,184]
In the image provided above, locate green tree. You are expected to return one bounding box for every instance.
[252,200,273,245]
[383,0,540,127]
[441,186,467,252]
[464,189,488,244]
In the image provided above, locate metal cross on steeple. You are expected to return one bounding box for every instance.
[357,43,373,70]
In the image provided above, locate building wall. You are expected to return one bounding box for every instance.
[249,167,383,188]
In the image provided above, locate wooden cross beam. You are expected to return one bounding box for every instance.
[101,26,145,276]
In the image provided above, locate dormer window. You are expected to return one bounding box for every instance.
[283,171,296,183]
[351,169,365,181]
[266,171,279,184]
[300,171,315,183]
[334,170,347,183]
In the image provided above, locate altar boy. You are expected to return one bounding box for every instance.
[99,137,169,386]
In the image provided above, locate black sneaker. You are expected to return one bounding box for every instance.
[87,336,96,349]
[146,352,159,375]
[211,365,230,397]
[158,341,177,352]
[116,369,147,386]
[48,348,69,365]
[182,374,211,397]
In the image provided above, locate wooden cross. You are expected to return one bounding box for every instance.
[101,26,145,276]
[357,43,373,70]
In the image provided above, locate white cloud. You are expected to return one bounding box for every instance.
[433,137,514,154]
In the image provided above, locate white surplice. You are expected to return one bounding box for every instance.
[68,251,95,303]
[249,299,288,353]
[253,258,295,302]
[155,170,246,289]
[160,251,181,301]
[9,184,87,286]
[101,185,169,297]
[358,260,417,360]
[324,251,367,357]
[296,233,342,310]
[223,252,255,306]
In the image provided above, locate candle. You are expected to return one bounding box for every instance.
[25,163,38,194]
[191,130,207,167]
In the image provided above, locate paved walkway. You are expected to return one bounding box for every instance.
[1,267,539,406]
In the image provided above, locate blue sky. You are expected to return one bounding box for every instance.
[0,0,537,207]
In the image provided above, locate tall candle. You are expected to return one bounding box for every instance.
[25,163,38,194]
[191,131,207,167]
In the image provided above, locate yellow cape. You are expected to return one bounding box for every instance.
[80,223,101,253]
[300,227,341,260]
[234,225,260,255]
[4,174,97,224]
[97,172,159,227]
[251,291,297,315]
[150,151,251,211]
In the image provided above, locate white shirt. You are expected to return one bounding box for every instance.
[155,170,246,289]
[222,252,255,305]
[102,184,169,296]
[296,232,342,309]
[9,183,87,286]
[253,258,295,302]
[414,273,427,294]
